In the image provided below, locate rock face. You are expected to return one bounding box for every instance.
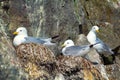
[0,19,28,79]
[0,0,120,80]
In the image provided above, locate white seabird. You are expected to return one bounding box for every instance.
[87,26,114,56]
[62,39,99,57]
[13,27,57,46]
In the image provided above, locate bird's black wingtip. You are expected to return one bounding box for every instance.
[89,44,94,48]
[51,35,59,39]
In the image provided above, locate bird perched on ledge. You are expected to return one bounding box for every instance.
[87,26,115,64]
[87,26,114,56]
[61,39,99,57]
[13,27,58,46]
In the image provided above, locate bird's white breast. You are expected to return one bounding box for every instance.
[62,47,66,55]
[13,35,26,46]
[87,31,97,44]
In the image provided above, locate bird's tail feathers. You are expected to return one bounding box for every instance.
[42,35,59,42]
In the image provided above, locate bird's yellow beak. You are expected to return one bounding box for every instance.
[61,44,66,47]
[13,32,18,35]
[96,30,99,33]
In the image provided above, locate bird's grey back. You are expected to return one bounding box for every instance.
[64,45,90,56]
[24,36,46,44]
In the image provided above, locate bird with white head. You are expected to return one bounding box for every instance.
[13,27,57,46]
[87,26,114,56]
[62,39,99,57]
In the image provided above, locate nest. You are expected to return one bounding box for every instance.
[15,43,105,80]
[16,43,56,64]
[16,43,57,79]
[56,55,104,80]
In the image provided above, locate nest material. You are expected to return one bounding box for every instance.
[16,43,56,64]
[15,43,105,80]
[56,55,94,73]
[16,43,57,79]
[56,55,104,80]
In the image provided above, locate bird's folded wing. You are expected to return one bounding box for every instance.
[95,38,113,54]
[24,36,46,44]
[64,46,89,56]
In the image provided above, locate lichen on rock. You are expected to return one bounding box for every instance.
[0,0,120,80]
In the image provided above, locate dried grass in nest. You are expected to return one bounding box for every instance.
[16,43,56,65]
[15,43,57,79]
[15,43,105,80]
[24,62,51,79]
[56,55,104,80]
[56,55,94,72]
[16,43,57,71]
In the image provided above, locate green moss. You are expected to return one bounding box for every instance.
[112,0,119,2]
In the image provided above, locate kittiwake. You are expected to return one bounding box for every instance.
[13,27,58,46]
[87,26,114,56]
[62,39,99,57]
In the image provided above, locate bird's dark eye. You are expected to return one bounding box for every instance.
[20,30,22,32]
[67,42,69,44]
